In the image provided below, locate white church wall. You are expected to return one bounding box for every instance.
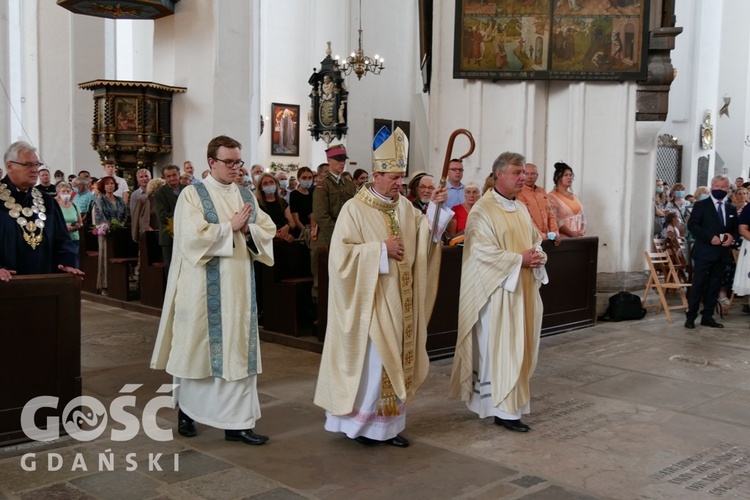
[0,1,10,145]
[716,0,750,179]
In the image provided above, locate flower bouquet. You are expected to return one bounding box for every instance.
[91,218,125,236]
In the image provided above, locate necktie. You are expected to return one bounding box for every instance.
[717,201,725,227]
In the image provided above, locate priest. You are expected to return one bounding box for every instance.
[450,152,547,432]
[1,141,81,282]
[151,135,276,445]
[314,127,452,448]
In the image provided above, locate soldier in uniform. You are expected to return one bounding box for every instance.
[311,144,357,302]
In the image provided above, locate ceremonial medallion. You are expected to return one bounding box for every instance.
[21,207,33,217]
[9,209,19,218]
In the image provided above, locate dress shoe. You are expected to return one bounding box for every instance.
[386,434,409,448]
[700,318,724,328]
[225,429,269,445]
[684,319,695,329]
[177,409,197,438]
[494,417,530,432]
[354,434,410,447]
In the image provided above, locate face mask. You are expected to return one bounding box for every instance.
[279,180,289,189]
[55,177,64,183]
[300,179,313,189]
[674,190,685,198]
[253,174,261,183]
[699,193,710,201]
[655,187,663,194]
[60,194,71,202]
[262,185,277,195]
[73,187,80,194]
[243,175,251,184]
[711,189,727,200]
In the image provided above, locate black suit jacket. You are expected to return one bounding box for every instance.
[687,197,738,263]
[153,184,184,246]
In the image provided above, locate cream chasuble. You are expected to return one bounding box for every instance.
[450,189,546,415]
[151,175,276,381]
[314,187,444,417]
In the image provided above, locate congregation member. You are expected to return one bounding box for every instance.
[653,178,669,237]
[450,152,547,433]
[665,182,691,235]
[515,163,560,242]
[314,127,452,448]
[54,182,83,261]
[72,176,94,225]
[685,175,738,329]
[0,141,81,282]
[733,198,750,314]
[448,181,481,237]
[445,159,466,208]
[102,158,130,205]
[151,135,276,445]
[183,160,200,184]
[78,169,91,180]
[36,168,57,194]
[255,172,295,243]
[275,170,291,203]
[289,166,315,244]
[406,170,427,202]
[732,186,748,215]
[249,164,264,191]
[93,176,128,295]
[154,164,184,271]
[311,145,356,301]
[131,178,164,241]
[548,162,586,238]
[352,168,369,190]
[288,176,298,192]
[129,168,152,216]
[53,170,65,184]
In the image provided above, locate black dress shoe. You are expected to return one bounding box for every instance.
[225,429,269,445]
[494,417,530,432]
[354,436,378,445]
[386,435,409,447]
[177,409,197,438]
[700,318,724,328]
[684,319,695,329]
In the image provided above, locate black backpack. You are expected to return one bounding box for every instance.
[597,291,647,322]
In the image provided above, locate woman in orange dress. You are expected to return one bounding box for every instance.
[547,162,586,238]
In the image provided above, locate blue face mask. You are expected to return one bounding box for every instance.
[655,187,664,194]
[300,179,313,190]
[674,190,685,198]
[73,186,80,194]
[262,185,277,195]
[243,175,251,184]
[279,180,289,189]
[699,193,710,201]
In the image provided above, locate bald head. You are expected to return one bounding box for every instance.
[523,163,538,187]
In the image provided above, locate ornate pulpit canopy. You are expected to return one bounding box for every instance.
[57,0,178,20]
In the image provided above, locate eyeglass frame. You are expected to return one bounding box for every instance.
[8,160,45,169]
[211,158,245,168]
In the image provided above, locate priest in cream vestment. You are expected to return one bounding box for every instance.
[314,127,452,447]
[151,136,276,445]
[450,152,547,433]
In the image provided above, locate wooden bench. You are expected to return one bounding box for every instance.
[261,239,313,337]
[78,227,99,294]
[139,230,166,308]
[106,229,139,301]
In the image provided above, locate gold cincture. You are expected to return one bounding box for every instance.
[0,183,46,249]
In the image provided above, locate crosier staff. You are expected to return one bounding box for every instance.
[428,129,475,259]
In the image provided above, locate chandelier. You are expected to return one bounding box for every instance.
[335,0,384,80]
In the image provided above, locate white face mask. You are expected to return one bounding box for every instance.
[60,193,71,202]
[262,185,277,195]
[300,179,313,189]
[278,179,289,189]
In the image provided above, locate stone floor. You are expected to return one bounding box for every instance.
[2,297,750,499]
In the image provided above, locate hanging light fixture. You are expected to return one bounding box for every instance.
[335,0,384,80]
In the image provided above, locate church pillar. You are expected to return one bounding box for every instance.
[0,1,10,145]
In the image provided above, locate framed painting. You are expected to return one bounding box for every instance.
[453,0,649,81]
[114,97,138,132]
[271,103,300,156]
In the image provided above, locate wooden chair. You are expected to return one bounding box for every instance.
[665,234,689,283]
[642,251,691,323]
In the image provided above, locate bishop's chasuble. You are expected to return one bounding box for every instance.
[151,174,276,428]
[314,186,447,439]
[450,189,546,419]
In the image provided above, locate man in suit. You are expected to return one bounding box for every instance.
[685,174,738,329]
[154,164,184,273]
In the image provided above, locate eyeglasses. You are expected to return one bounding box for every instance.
[449,168,464,172]
[212,158,245,168]
[9,161,44,169]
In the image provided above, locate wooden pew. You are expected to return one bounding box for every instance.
[0,274,82,444]
[78,227,99,293]
[139,230,166,308]
[261,239,313,337]
[106,228,139,301]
